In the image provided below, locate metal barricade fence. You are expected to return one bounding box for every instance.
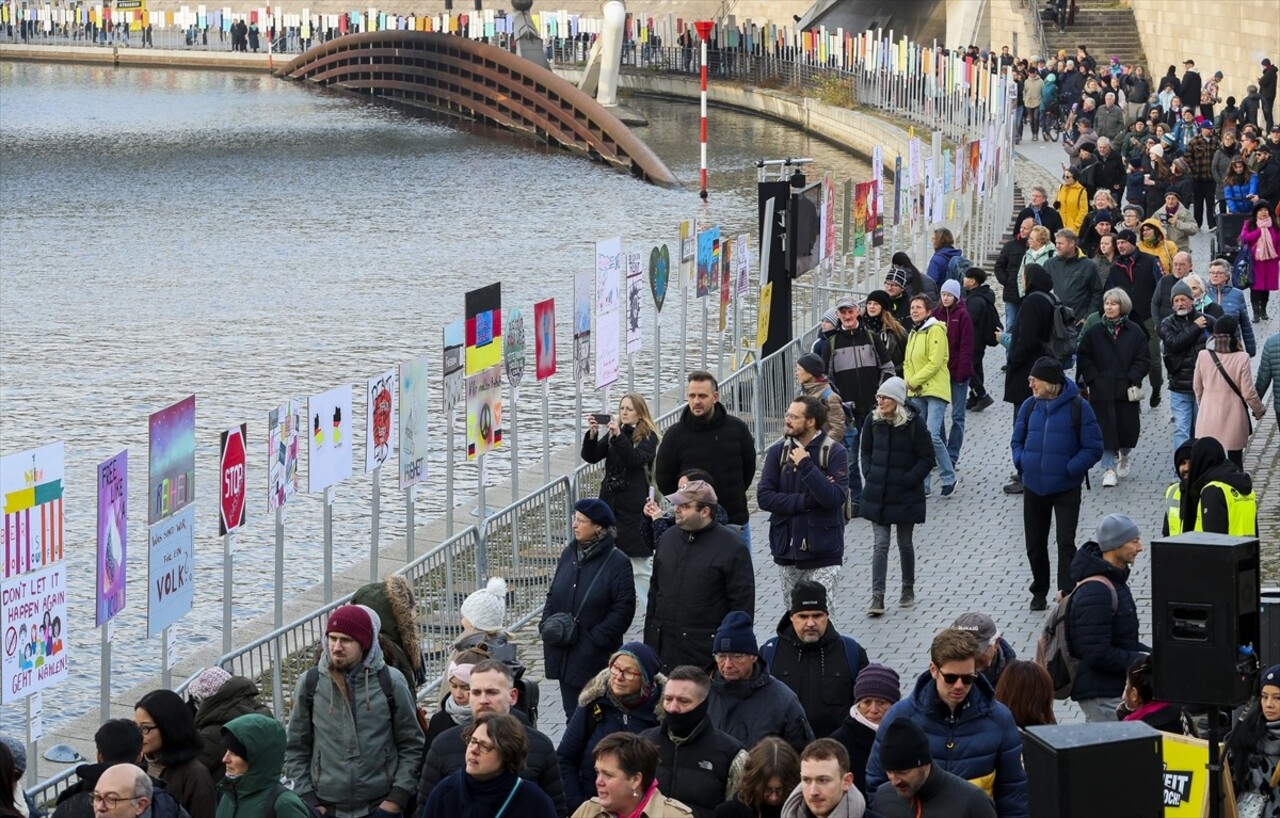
[400,526,483,694]
[479,477,573,630]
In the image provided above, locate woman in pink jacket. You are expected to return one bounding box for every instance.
[1194,315,1266,467]
[1240,199,1280,322]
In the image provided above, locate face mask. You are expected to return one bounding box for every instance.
[664,698,709,737]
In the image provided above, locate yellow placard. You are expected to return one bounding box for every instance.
[756,281,772,350]
[1161,733,1234,817]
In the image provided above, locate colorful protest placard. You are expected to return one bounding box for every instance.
[595,237,621,389]
[466,365,504,460]
[1,442,64,579]
[147,505,194,637]
[307,384,353,493]
[535,299,557,381]
[398,356,429,488]
[96,450,127,627]
[148,396,195,525]
[365,370,396,473]
[267,400,300,511]
[1,562,68,704]
[465,283,503,376]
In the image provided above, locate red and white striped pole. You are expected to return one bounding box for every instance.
[694,20,714,200]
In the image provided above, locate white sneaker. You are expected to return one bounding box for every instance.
[1102,469,1118,487]
[1116,453,1131,478]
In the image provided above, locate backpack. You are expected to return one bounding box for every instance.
[1033,290,1078,363]
[762,634,864,681]
[818,385,856,425]
[945,253,973,282]
[265,783,324,818]
[1034,575,1117,700]
[779,434,854,522]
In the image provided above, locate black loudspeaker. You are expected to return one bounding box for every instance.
[1024,723,1163,817]
[1152,532,1261,707]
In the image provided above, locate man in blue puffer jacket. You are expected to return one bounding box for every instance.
[1068,514,1149,722]
[864,628,1027,817]
[1011,357,1104,611]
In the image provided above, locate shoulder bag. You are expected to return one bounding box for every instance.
[1209,350,1254,434]
[540,550,619,647]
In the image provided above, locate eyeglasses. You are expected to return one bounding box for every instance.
[91,793,141,808]
[940,672,979,687]
[609,664,642,681]
[136,723,157,735]
[715,652,752,663]
[467,737,496,754]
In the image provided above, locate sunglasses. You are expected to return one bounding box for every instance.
[940,672,979,687]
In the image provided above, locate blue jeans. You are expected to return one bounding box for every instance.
[843,424,864,506]
[1170,391,1198,452]
[908,396,955,491]
[1099,448,1131,470]
[943,379,969,466]
[1004,302,1020,338]
[739,520,753,553]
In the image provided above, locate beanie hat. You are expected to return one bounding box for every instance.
[712,611,758,657]
[447,660,475,685]
[790,580,829,614]
[1094,211,1114,225]
[574,497,616,527]
[940,279,963,300]
[885,267,910,288]
[1161,133,1177,147]
[1171,280,1194,302]
[1117,228,1139,244]
[460,576,508,632]
[1096,513,1140,551]
[1214,315,1239,339]
[1262,664,1280,689]
[1030,357,1065,385]
[821,308,841,328]
[796,353,826,379]
[879,718,932,771]
[326,605,375,652]
[1149,143,1164,158]
[865,290,894,314]
[611,642,663,687]
[0,734,25,776]
[221,726,249,760]
[854,663,902,704]
[189,667,233,702]
[876,376,908,406]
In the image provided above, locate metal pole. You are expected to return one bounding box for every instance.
[697,23,710,199]
[476,451,488,578]
[323,485,334,603]
[275,506,284,628]
[653,315,663,417]
[406,484,416,563]
[100,625,111,723]
[370,465,380,581]
[510,389,520,574]
[24,698,35,789]
[222,532,234,654]
[446,410,455,538]
[701,297,708,372]
[680,267,689,385]
[541,382,551,485]
[161,626,170,689]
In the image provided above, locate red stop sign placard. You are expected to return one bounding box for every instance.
[220,424,247,535]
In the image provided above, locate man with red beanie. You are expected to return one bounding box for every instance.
[285,604,424,818]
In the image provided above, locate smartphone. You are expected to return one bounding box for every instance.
[593,413,612,425]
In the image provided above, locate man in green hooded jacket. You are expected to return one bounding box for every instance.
[217,713,311,817]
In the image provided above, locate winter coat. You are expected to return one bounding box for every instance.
[825,323,896,417]
[874,768,998,818]
[423,694,468,750]
[144,756,215,818]
[424,770,559,818]
[761,614,869,739]
[1014,204,1063,235]
[1156,205,1199,250]
[654,403,756,524]
[1004,267,1057,406]
[416,709,567,817]
[1137,218,1178,272]
[1107,249,1161,323]
[581,426,659,558]
[708,663,814,754]
[1256,333,1280,413]
[1054,180,1089,233]
[864,672,1027,818]
[1184,453,1256,536]
[557,668,664,809]
[1125,167,1147,209]
[926,245,963,287]
[645,520,755,673]
[216,715,311,818]
[1159,310,1211,393]
[780,785,870,818]
[860,404,933,526]
[1223,175,1259,213]
[799,378,847,441]
[1261,62,1278,102]
[980,639,1019,691]
[1017,242,1055,301]
[1075,317,1150,451]
[830,713,877,798]
[1179,69,1202,114]
[932,299,974,382]
[573,790,695,818]
[1094,104,1127,143]
[194,677,273,783]
[1194,349,1265,451]
[993,235,1028,305]
[1206,283,1257,356]
[1067,543,1146,700]
[1011,379,1104,496]
[351,574,425,691]
[1213,145,1239,201]
[1023,73,1044,108]
[1241,221,1280,292]
[903,318,950,402]
[642,714,745,818]
[541,533,635,688]
[1045,249,1104,320]
[53,766,188,818]
[1142,162,1172,217]
[861,315,906,378]
[1094,150,1126,200]
[284,638,424,818]
[757,432,848,569]
[964,285,1001,353]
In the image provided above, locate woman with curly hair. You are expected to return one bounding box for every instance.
[715,737,801,818]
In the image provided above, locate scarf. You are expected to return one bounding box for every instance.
[849,706,881,732]
[1103,314,1125,340]
[608,678,659,715]
[460,771,524,818]
[616,779,660,818]
[1256,214,1277,262]
[445,693,474,727]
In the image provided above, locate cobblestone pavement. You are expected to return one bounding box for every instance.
[527,140,1279,744]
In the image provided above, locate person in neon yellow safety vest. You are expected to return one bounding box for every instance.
[1177,437,1258,537]
[1161,438,1195,536]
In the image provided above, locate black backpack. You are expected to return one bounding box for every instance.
[1033,290,1079,364]
[265,783,324,818]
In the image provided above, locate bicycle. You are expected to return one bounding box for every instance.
[1041,104,1064,142]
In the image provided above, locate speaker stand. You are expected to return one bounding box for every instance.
[1208,706,1223,818]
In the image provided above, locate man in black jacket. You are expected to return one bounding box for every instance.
[642,666,747,818]
[52,720,189,818]
[994,218,1032,331]
[1094,137,1126,203]
[1158,280,1212,453]
[654,370,756,550]
[760,581,870,739]
[1108,229,1164,403]
[645,480,756,673]
[873,719,997,817]
[416,660,568,816]
[962,269,1001,412]
[1014,187,1063,235]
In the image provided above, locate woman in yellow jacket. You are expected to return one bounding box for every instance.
[903,294,957,497]
[1054,167,1090,234]
[1137,217,1178,276]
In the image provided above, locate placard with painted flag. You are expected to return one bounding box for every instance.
[1,442,64,580]
[464,283,502,376]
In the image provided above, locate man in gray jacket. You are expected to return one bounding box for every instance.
[285,604,424,818]
[1095,92,1128,143]
[1044,229,1103,323]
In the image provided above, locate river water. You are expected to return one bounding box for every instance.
[0,60,871,731]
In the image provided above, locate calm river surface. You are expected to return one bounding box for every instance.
[0,60,871,731]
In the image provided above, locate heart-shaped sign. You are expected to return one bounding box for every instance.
[649,244,670,313]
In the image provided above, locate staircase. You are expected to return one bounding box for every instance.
[1041,0,1147,73]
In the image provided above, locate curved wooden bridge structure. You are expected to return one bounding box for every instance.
[279,31,680,188]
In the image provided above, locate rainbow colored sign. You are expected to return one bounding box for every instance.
[1,442,65,580]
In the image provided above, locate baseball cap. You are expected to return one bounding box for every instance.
[665,480,717,506]
[952,612,999,648]
[835,296,859,310]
